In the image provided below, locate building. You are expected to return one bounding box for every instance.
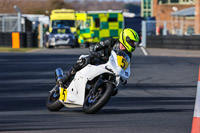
[141,0,200,34]
[141,0,152,18]
[171,7,195,34]
[141,0,195,19]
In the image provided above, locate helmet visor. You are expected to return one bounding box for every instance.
[126,36,139,48]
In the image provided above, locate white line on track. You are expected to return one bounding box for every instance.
[140,46,148,56]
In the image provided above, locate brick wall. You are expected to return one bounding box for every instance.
[195,0,200,34]
[152,0,195,35]
[153,0,158,18]
[153,1,194,22]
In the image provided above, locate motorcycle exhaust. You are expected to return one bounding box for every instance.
[55,68,64,81]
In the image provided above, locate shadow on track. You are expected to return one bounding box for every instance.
[98,108,193,115]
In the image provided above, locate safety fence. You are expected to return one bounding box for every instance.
[0,16,31,32]
[143,20,198,36]
[0,32,38,48]
[146,35,200,50]
[142,20,200,49]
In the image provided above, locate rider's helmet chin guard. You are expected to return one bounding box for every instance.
[119,28,139,53]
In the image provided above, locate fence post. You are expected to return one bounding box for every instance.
[142,21,146,47]
[40,22,43,48]
[180,21,183,35]
[17,12,21,32]
[13,5,22,32]
[163,21,167,36]
[2,17,5,32]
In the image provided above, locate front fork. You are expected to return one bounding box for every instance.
[55,68,64,82]
[53,68,67,102]
[90,74,118,95]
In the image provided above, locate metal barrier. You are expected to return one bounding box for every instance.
[0,16,26,32]
[0,32,38,48]
[142,20,199,47]
[147,35,200,50]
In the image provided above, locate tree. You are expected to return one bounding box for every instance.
[0,0,74,15]
[47,0,74,11]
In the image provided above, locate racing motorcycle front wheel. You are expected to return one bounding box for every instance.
[83,82,114,114]
[46,85,64,111]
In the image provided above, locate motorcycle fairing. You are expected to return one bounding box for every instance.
[60,50,131,107]
[60,64,112,107]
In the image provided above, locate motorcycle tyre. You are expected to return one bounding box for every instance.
[83,83,114,114]
[46,86,64,111]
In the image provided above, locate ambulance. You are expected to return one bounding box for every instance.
[49,9,76,33]
[76,10,124,46]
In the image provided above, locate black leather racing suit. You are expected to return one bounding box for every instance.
[62,38,132,85]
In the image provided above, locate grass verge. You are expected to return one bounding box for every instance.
[0,47,39,52]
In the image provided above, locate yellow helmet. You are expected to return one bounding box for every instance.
[119,28,139,52]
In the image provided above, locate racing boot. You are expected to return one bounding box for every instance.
[57,67,76,88]
[59,57,90,87]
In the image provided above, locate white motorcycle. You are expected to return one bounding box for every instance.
[46,49,131,114]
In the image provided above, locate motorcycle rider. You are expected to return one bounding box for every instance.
[59,28,139,87]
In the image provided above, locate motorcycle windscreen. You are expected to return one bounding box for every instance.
[114,50,130,70]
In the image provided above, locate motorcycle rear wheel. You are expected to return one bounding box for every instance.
[83,82,114,114]
[46,85,64,111]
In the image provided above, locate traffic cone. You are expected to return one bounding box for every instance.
[191,66,200,133]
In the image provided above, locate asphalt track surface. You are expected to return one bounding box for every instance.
[0,48,199,133]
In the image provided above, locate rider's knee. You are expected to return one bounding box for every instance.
[73,57,91,71]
